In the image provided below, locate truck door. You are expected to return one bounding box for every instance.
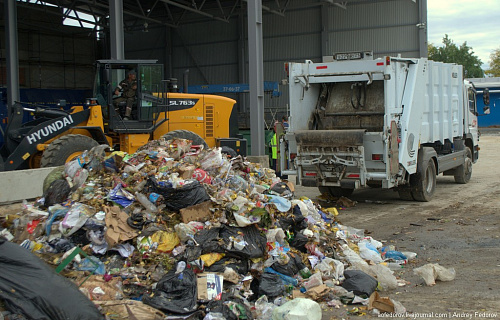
[466,87,479,145]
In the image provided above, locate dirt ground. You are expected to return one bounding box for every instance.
[294,133,500,319]
[1,135,499,320]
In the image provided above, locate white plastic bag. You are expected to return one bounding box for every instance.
[200,148,223,170]
[272,298,321,320]
[414,263,456,286]
[358,241,383,263]
[313,257,344,281]
[368,264,398,291]
[255,295,276,320]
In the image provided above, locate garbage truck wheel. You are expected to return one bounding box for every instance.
[40,134,99,167]
[162,130,208,149]
[398,187,414,201]
[318,186,354,198]
[411,159,436,202]
[454,147,472,184]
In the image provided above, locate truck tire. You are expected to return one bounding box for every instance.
[411,159,436,202]
[40,134,99,167]
[162,130,208,149]
[454,147,472,184]
[318,186,354,198]
[397,187,414,201]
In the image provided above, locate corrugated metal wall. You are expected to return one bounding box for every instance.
[0,6,96,90]
[141,0,424,128]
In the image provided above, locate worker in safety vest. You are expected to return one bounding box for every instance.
[271,120,285,176]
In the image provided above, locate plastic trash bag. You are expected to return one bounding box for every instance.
[341,270,378,297]
[271,298,321,320]
[368,264,398,291]
[279,205,308,232]
[413,263,456,286]
[270,252,305,277]
[43,179,71,207]
[0,238,104,320]
[142,266,197,314]
[288,232,309,253]
[255,295,276,320]
[313,257,344,281]
[259,273,285,298]
[146,177,210,211]
[195,225,266,260]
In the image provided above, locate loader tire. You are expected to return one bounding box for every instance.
[318,186,354,198]
[161,130,208,149]
[40,134,99,167]
[454,147,472,184]
[221,146,238,158]
[411,159,436,202]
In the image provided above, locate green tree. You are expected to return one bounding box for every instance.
[485,47,500,77]
[428,34,484,78]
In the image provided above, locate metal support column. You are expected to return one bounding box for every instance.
[109,0,125,60]
[5,0,20,119]
[238,6,248,116]
[247,0,265,156]
[321,4,330,57]
[418,0,428,58]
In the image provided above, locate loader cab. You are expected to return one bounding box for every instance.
[93,59,165,133]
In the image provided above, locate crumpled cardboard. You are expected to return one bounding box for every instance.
[180,200,212,223]
[368,291,395,313]
[95,300,165,320]
[305,284,330,300]
[104,206,138,248]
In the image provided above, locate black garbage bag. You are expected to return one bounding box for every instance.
[146,177,210,211]
[179,245,203,262]
[258,273,285,298]
[220,225,267,259]
[267,181,293,198]
[195,225,266,260]
[205,300,238,320]
[195,227,222,254]
[143,266,197,314]
[206,257,249,275]
[341,270,378,297]
[42,179,71,207]
[279,205,307,232]
[270,252,306,277]
[0,238,104,320]
[288,232,309,253]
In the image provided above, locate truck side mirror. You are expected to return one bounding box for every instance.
[483,88,490,106]
[483,88,490,114]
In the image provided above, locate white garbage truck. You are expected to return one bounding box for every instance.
[281,52,489,201]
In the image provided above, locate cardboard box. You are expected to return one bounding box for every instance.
[180,201,212,223]
[197,273,223,301]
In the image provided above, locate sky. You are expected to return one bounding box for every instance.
[427,0,500,70]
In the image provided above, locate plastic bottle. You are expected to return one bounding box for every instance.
[135,192,158,213]
[381,262,404,270]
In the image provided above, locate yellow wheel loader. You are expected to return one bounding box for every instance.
[0,60,246,171]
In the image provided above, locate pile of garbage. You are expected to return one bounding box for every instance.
[0,137,455,320]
